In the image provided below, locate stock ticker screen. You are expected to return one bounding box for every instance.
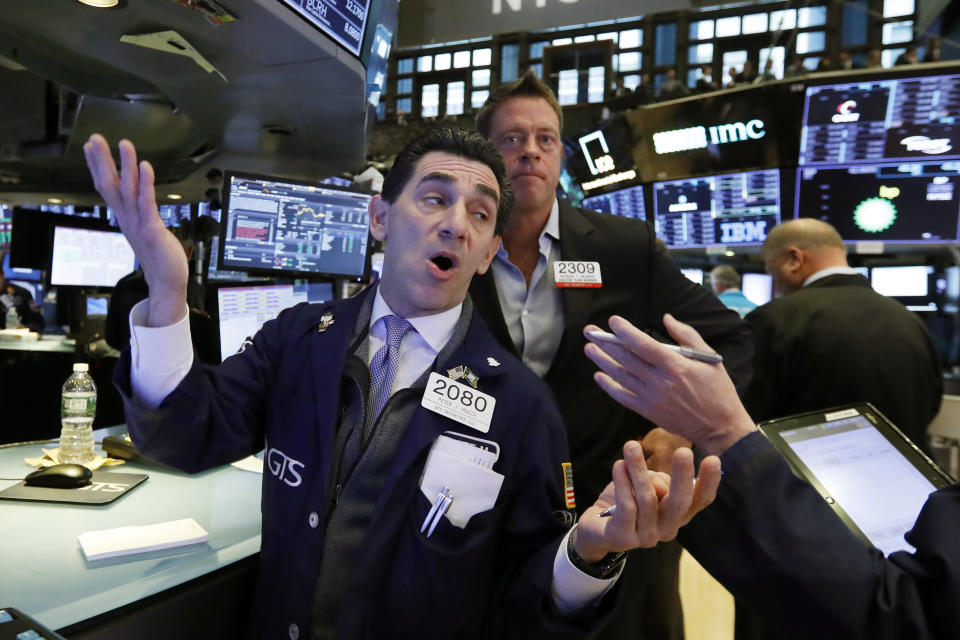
[799,74,960,166]
[652,169,781,248]
[219,173,371,279]
[581,184,646,219]
[796,72,960,242]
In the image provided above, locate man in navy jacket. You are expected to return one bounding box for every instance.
[84,127,721,639]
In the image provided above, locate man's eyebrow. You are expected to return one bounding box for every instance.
[420,171,499,205]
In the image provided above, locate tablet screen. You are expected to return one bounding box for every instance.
[778,413,937,555]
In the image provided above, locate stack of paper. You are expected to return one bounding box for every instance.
[77,518,209,561]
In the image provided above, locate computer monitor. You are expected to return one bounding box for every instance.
[652,169,781,248]
[870,265,937,312]
[278,0,370,57]
[79,292,111,339]
[50,226,136,288]
[742,273,773,306]
[680,268,703,285]
[581,184,647,219]
[207,236,256,282]
[0,205,10,249]
[798,72,960,168]
[106,203,191,227]
[794,163,960,243]
[219,172,371,279]
[216,281,335,361]
[2,252,42,282]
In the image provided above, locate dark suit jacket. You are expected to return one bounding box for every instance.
[116,288,599,639]
[470,200,754,505]
[680,432,960,640]
[744,274,943,449]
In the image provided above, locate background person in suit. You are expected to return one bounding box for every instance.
[745,218,942,450]
[472,70,753,640]
[583,312,960,640]
[85,127,722,640]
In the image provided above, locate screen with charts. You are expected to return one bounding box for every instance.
[779,414,939,555]
[0,205,10,249]
[799,73,960,167]
[794,163,960,242]
[581,184,646,219]
[653,169,780,248]
[220,173,371,279]
[50,227,136,287]
[216,282,335,361]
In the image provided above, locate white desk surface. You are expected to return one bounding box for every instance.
[0,426,263,630]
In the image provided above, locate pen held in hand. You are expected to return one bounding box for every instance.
[586,330,723,364]
[598,505,616,518]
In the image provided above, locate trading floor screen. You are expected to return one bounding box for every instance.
[652,169,780,248]
[220,173,371,278]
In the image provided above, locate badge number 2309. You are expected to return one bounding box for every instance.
[554,261,602,288]
[421,372,496,433]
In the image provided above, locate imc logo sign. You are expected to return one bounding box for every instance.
[653,120,766,154]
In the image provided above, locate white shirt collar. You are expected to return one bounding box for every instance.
[803,266,861,287]
[371,287,461,354]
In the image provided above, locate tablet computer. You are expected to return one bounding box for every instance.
[758,403,953,556]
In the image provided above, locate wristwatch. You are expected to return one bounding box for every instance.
[567,525,627,580]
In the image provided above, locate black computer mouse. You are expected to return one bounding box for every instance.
[24,463,93,488]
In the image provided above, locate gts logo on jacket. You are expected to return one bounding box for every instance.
[266,446,305,487]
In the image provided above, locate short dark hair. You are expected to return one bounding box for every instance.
[475,70,563,140]
[381,127,514,235]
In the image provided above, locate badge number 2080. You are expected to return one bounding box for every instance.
[421,372,496,433]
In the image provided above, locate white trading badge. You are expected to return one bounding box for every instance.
[421,372,495,433]
[554,261,602,288]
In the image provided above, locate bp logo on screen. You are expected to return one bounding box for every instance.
[853,197,897,233]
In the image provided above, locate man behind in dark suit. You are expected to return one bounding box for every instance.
[471,70,753,640]
[736,217,943,639]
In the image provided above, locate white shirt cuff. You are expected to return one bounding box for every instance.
[550,526,622,616]
[128,299,193,408]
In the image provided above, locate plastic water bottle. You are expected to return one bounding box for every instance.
[4,305,17,329]
[60,363,97,465]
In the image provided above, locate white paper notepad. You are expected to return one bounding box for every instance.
[77,518,209,561]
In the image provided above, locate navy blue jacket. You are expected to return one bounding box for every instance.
[115,289,605,639]
[680,432,960,640]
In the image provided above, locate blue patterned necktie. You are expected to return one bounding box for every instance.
[367,314,413,429]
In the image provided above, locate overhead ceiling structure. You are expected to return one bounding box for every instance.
[0,0,368,205]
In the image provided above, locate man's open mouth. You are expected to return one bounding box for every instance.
[431,253,456,271]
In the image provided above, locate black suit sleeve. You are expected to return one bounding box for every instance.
[679,433,960,640]
[741,304,781,420]
[645,238,754,394]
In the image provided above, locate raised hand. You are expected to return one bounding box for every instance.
[573,441,721,561]
[83,134,188,326]
[583,314,756,456]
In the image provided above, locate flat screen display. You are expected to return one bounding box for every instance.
[798,73,960,167]
[50,227,136,287]
[680,268,703,285]
[2,252,42,282]
[794,162,960,243]
[0,205,10,249]
[219,172,371,279]
[870,264,938,311]
[566,115,637,195]
[106,204,191,227]
[652,169,781,248]
[216,282,335,361]
[581,184,646,219]
[742,272,773,306]
[278,0,371,57]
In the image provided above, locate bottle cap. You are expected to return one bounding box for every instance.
[73,363,89,373]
